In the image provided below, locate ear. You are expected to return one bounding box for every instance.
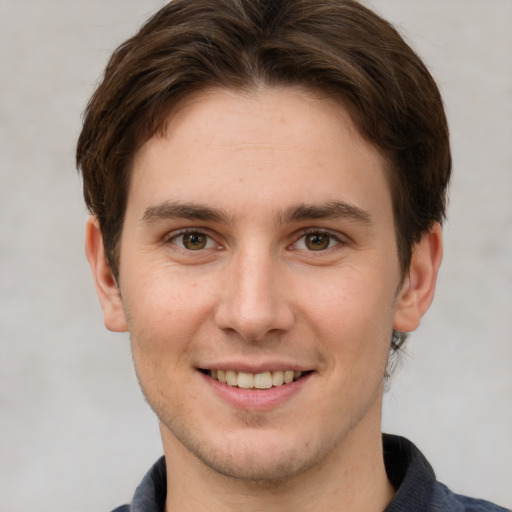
[85,216,127,332]
[393,223,443,333]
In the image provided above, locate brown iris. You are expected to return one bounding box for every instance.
[305,233,330,250]
[182,232,208,250]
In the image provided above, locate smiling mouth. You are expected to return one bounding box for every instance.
[201,369,308,389]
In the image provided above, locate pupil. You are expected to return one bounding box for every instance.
[307,234,329,250]
[184,233,205,250]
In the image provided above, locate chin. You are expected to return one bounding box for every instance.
[168,421,324,483]
[196,443,312,483]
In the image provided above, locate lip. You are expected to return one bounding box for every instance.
[198,361,311,373]
[199,369,313,411]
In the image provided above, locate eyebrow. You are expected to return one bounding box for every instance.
[142,201,231,224]
[278,200,372,226]
[141,200,371,226]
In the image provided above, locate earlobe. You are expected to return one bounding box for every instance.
[85,216,128,332]
[393,223,443,333]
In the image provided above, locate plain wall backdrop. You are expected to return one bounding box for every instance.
[0,1,511,511]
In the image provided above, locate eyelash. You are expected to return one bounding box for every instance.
[292,229,344,252]
[164,229,219,251]
[164,228,345,253]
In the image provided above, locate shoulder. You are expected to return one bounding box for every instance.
[108,456,167,512]
[383,435,510,512]
[432,482,510,512]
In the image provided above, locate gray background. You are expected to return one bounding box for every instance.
[0,1,511,511]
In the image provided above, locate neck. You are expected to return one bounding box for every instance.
[161,402,394,512]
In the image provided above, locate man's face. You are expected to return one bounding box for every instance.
[111,87,410,480]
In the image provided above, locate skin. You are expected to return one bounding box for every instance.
[86,87,442,511]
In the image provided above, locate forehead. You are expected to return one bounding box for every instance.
[128,86,392,221]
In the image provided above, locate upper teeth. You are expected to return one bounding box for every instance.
[209,369,303,389]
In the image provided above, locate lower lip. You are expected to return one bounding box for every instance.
[200,371,312,411]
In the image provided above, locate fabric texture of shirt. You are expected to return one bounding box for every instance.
[111,434,510,512]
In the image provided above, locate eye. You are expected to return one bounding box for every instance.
[294,231,340,251]
[170,231,216,250]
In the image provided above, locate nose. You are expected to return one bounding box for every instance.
[214,247,295,342]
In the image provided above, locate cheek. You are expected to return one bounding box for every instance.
[122,270,215,370]
[125,260,214,324]
[297,269,395,368]
[301,267,395,328]
[125,284,205,410]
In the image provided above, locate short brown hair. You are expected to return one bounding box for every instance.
[77,0,451,282]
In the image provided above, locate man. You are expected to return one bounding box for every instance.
[76,0,508,510]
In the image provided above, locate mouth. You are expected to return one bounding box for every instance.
[200,369,309,390]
